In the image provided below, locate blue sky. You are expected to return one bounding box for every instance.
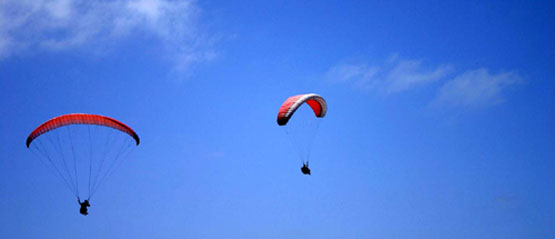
[1,0,555,238]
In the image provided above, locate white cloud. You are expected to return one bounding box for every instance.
[44,0,73,20]
[327,56,452,94]
[433,68,522,108]
[326,63,380,90]
[0,0,213,70]
[327,56,522,110]
[386,60,452,93]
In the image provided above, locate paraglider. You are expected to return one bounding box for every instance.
[26,113,140,215]
[277,93,327,175]
[301,162,311,175]
[78,198,90,216]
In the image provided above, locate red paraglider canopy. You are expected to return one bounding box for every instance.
[26,113,140,148]
[277,93,327,126]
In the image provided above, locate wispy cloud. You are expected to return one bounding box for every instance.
[433,68,522,108]
[0,0,214,70]
[328,55,522,109]
[386,59,452,94]
[326,55,452,94]
[326,63,380,90]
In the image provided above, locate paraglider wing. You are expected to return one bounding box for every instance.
[26,113,140,148]
[26,113,140,200]
[277,93,327,126]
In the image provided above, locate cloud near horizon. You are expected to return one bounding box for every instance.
[0,0,214,70]
[327,56,522,109]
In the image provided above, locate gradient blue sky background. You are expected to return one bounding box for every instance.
[1,0,555,238]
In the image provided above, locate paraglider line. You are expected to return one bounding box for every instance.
[89,136,132,198]
[90,128,115,196]
[87,125,94,199]
[67,126,80,197]
[32,140,78,198]
[49,132,79,195]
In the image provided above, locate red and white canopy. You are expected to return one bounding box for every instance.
[277,93,327,126]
